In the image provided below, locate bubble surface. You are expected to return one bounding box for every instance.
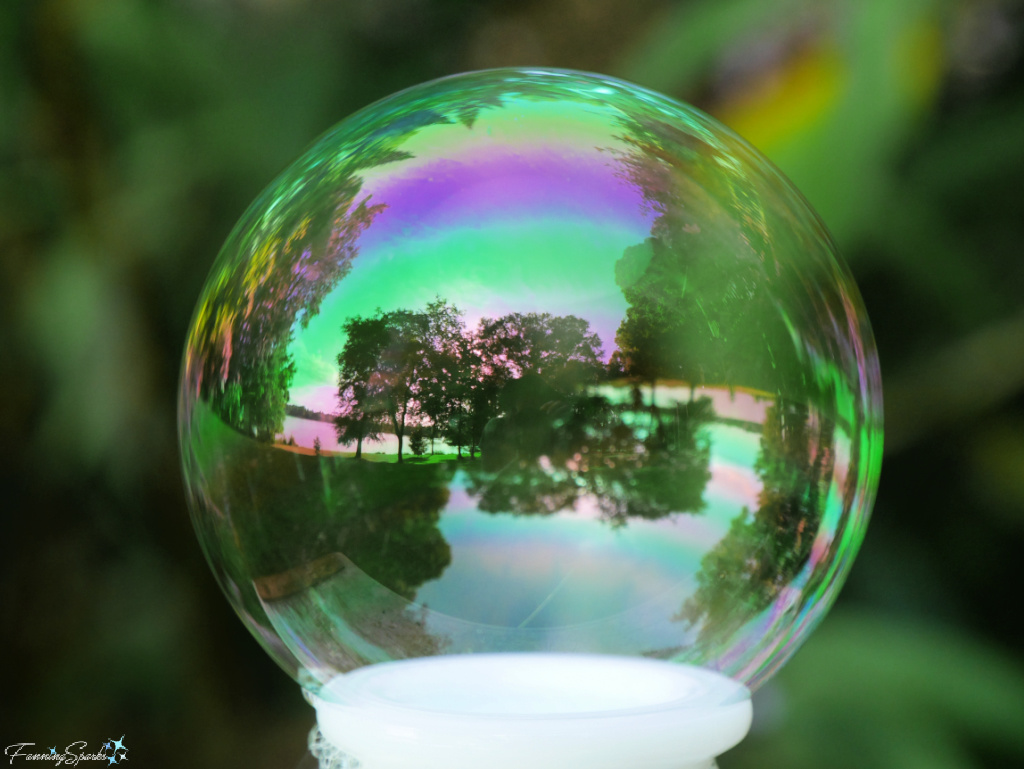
[179,68,882,695]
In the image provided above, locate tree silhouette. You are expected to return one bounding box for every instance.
[463,311,604,458]
[416,299,476,458]
[333,386,385,459]
[184,172,390,442]
[336,315,390,459]
[335,309,432,463]
[335,303,609,463]
[613,234,775,396]
[475,311,604,385]
[331,296,719,534]
[375,310,430,464]
[219,341,297,443]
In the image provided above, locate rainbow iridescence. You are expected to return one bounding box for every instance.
[179,69,882,695]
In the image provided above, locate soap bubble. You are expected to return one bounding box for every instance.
[179,68,882,696]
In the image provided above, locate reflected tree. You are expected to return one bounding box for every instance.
[372,310,430,464]
[466,311,605,458]
[679,399,835,644]
[468,378,714,525]
[336,310,431,463]
[476,311,604,386]
[333,387,385,459]
[417,299,476,458]
[336,315,390,459]
[183,97,505,441]
[185,173,389,441]
[326,461,454,598]
[607,111,806,398]
[196,402,454,599]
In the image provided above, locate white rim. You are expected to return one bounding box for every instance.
[310,653,751,769]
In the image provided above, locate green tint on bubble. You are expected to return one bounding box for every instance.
[178,68,882,695]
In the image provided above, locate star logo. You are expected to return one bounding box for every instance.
[103,741,112,751]
[107,755,118,765]
[48,748,56,755]
[110,736,126,753]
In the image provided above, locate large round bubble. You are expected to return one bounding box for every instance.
[179,68,882,695]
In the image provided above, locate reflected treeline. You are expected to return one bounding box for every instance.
[185,74,810,446]
[192,413,457,669]
[335,300,604,460]
[184,96,510,442]
[186,161,387,442]
[332,297,716,524]
[607,110,807,397]
[679,399,836,645]
[604,104,848,657]
[198,411,455,600]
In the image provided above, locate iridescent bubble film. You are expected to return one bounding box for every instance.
[179,68,882,695]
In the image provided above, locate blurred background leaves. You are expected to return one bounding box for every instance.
[2,0,1023,766]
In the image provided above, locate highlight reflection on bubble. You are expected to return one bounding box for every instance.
[179,68,882,695]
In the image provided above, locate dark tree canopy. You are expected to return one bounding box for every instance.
[336,315,390,459]
[335,310,429,463]
[608,112,808,397]
[476,311,604,387]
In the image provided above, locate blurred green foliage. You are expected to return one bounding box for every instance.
[2,0,1023,767]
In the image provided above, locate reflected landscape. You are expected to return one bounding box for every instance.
[180,69,881,695]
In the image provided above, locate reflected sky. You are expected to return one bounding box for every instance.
[285,104,659,413]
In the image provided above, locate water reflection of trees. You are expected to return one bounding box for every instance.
[468,376,715,525]
[679,399,836,646]
[217,434,453,596]
[205,431,457,670]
